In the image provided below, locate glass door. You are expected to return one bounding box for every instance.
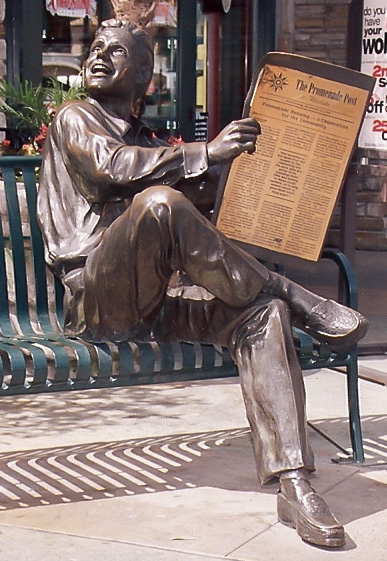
[143,2,178,138]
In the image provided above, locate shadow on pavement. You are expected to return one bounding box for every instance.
[0,417,385,531]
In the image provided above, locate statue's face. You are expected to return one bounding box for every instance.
[85,28,139,100]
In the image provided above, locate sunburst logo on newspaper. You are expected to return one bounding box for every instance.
[268,72,288,92]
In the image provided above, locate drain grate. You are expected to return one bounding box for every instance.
[0,428,250,510]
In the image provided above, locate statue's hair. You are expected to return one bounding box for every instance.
[95,19,154,100]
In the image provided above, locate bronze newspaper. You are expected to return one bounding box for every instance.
[215,54,373,261]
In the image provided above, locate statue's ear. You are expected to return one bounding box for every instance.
[136,65,152,87]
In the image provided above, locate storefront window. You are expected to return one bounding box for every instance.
[143,1,178,137]
[41,0,181,133]
[195,3,208,140]
[42,1,99,87]
[8,1,204,138]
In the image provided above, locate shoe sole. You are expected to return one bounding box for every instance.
[277,492,346,548]
[301,315,369,351]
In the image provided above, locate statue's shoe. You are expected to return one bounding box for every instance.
[298,299,369,349]
[277,488,345,548]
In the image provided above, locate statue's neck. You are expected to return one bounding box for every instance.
[90,95,134,122]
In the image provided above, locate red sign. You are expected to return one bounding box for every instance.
[153,2,177,26]
[46,0,97,18]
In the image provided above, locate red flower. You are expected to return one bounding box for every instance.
[1,139,11,149]
[34,124,49,151]
[152,132,185,146]
[167,135,184,146]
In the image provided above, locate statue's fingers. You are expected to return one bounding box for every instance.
[234,124,261,138]
[238,117,261,132]
[245,141,257,154]
[238,133,259,146]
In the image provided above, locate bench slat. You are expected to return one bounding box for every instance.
[0,156,365,463]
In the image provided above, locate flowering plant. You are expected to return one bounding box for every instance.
[167,134,184,146]
[0,124,49,156]
[0,78,86,156]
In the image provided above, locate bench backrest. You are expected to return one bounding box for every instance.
[0,156,364,462]
[0,156,65,336]
[0,156,239,393]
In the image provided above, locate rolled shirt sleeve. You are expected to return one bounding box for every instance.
[37,98,211,268]
[55,102,209,203]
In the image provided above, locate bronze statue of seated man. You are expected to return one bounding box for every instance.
[36,19,368,548]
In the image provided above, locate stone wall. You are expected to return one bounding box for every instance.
[293,0,387,250]
[294,0,351,66]
[326,149,387,250]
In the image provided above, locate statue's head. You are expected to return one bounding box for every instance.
[85,19,154,104]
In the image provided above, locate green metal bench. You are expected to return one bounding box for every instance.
[0,156,364,463]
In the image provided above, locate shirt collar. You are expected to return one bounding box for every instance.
[87,97,131,137]
[87,97,153,142]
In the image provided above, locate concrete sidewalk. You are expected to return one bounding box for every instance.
[0,356,386,560]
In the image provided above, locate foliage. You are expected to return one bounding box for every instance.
[44,77,87,118]
[0,77,87,155]
[0,80,49,134]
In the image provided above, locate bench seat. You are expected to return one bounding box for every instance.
[0,156,364,463]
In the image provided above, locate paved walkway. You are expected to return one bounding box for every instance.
[0,354,386,560]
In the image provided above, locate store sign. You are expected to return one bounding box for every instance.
[46,0,97,18]
[152,2,177,26]
[358,0,387,149]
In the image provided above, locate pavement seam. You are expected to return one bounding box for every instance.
[224,520,281,558]
[321,467,361,496]
[0,522,241,560]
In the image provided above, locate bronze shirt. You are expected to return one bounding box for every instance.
[36,97,209,275]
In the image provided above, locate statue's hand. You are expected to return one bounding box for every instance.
[207,118,261,165]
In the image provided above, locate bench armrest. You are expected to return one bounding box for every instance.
[321,248,358,310]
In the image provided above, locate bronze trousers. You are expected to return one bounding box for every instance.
[78,186,315,483]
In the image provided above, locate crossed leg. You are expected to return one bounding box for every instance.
[81,185,269,341]
[73,185,365,547]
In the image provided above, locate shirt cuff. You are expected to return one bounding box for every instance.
[181,141,208,177]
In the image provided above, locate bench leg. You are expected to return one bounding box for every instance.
[347,350,365,462]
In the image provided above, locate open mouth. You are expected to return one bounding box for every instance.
[90,63,112,76]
